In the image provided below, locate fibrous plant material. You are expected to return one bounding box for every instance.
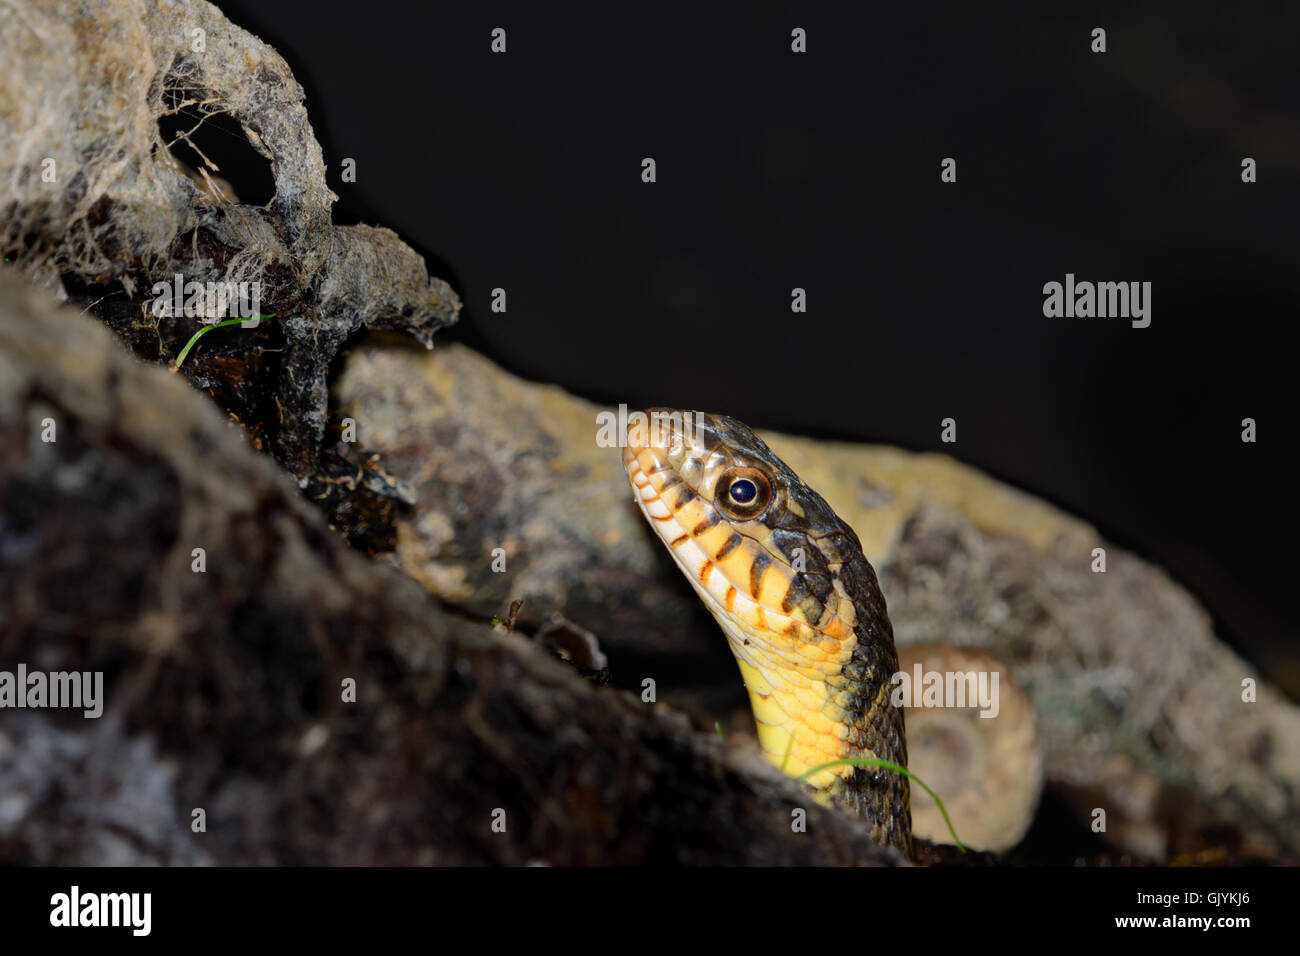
[0,0,460,486]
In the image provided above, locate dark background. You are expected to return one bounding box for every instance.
[214,1,1299,693]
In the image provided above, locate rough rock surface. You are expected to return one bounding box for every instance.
[0,0,460,480]
[0,276,901,865]
[337,341,1300,861]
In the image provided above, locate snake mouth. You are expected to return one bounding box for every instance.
[622,408,715,519]
[620,408,658,475]
[622,406,702,460]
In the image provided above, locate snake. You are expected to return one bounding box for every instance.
[622,408,912,857]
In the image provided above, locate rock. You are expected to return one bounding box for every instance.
[337,340,1300,861]
[898,643,1043,853]
[0,275,901,866]
[0,0,460,481]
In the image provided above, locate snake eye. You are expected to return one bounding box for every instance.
[729,478,757,503]
[717,467,772,520]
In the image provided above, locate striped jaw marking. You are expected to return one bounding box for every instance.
[622,408,876,790]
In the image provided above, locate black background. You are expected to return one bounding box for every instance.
[213,1,1299,692]
[1,864,1283,941]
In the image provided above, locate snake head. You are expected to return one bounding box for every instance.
[622,407,878,636]
[624,407,790,528]
[621,406,911,854]
[621,407,910,859]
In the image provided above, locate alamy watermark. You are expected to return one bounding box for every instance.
[0,664,103,718]
[1042,273,1151,328]
[50,886,150,936]
[150,273,262,325]
[596,403,703,449]
[891,663,1000,718]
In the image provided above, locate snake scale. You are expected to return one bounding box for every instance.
[622,408,912,856]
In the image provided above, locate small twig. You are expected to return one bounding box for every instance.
[504,599,524,633]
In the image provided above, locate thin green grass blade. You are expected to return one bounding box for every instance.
[173,314,274,369]
[779,728,796,773]
[799,756,966,852]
